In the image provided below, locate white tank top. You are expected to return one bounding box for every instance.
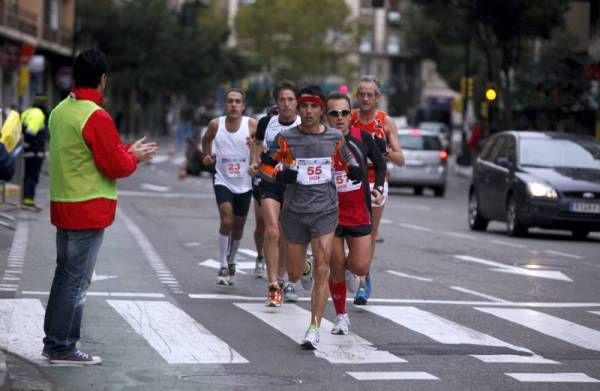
[263,114,301,150]
[213,116,252,193]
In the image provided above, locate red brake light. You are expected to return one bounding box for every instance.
[439,150,448,164]
[409,128,420,136]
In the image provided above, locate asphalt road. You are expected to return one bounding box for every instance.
[1,154,599,391]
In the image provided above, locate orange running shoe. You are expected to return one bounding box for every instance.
[266,284,283,307]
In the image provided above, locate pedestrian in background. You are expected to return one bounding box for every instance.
[21,94,49,211]
[43,49,158,365]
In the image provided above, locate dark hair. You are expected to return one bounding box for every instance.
[326,92,351,108]
[225,88,246,102]
[273,79,298,101]
[73,49,108,88]
[298,85,325,103]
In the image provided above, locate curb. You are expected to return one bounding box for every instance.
[0,350,8,391]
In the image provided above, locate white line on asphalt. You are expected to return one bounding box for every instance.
[347,372,438,381]
[361,306,556,364]
[0,287,17,291]
[0,299,47,365]
[2,221,28,290]
[387,270,433,282]
[589,311,600,316]
[443,231,476,240]
[543,250,583,260]
[398,223,433,232]
[454,255,572,282]
[198,259,249,275]
[21,291,165,298]
[380,219,393,224]
[476,308,600,351]
[449,286,510,303]
[107,300,248,364]
[490,239,526,249]
[140,183,171,192]
[119,190,213,199]
[476,355,559,364]
[237,248,258,257]
[235,303,405,364]
[506,373,600,383]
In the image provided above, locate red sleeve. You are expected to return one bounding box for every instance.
[82,109,137,179]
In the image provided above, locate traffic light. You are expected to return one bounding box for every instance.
[485,85,497,102]
[467,78,473,97]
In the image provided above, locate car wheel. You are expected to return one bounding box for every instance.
[468,191,488,231]
[433,186,446,197]
[571,229,590,240]
[413,186,423,195]
[506,195,527,237]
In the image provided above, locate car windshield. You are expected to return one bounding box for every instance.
[399,134,442,150]
[520,138,600,169]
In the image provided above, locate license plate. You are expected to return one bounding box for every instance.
[570,202,600,214]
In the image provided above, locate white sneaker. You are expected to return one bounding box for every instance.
[254,256,265,278]
[216,267,229,285]
[345,270,359,294]
[301,255,313,291]
[301,325,320,350]
[331,313,350,335]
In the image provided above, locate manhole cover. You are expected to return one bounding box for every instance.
[180,374,298,386]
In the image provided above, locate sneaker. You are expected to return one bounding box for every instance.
[301,325,320,350]
[301,255,313,291]
[375,236,384,243]
[49,350,102,365]
[331,313,350,335]
[21,198,42,212]
[216,267,229,285]
[354,284,368,305]
[227,263,236,285]
[254,256,265,278]
[283,282,298,302]
[266,284,283,307]
[345,270,359,294]
[364,273,372,298]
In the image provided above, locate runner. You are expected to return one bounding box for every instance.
[325,92,386,334]
[350,75,405,305]
[250,80,300,306]
[260,85,363,349]
[202,88,257,286]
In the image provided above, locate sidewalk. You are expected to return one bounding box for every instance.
[0,350,6,391]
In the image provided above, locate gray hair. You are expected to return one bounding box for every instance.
[358,75,381,94]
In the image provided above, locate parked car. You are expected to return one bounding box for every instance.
[418,121,451,150]
[388,128,448,196]
[468,131,600,238]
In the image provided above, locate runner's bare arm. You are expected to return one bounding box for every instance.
[247,118,259,176]
[201,119,218,166]
[384,115,405,166]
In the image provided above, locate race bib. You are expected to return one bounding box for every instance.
[296,157,332,185]
[218,156,248,178]
[334,171,362,193]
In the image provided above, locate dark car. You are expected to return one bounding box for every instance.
[468,131,600,239]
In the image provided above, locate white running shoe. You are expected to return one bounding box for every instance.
[301,255,313,291]
[301,325,320,350]
[216,267,229,285]
[254,256,265,278]
[345,270,359,294]
[283,282,298,302]
[331,313,350,335]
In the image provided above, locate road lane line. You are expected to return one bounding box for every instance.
[0,299,46,364]
[107,300,247,364]
[119,190,214,199]
[237,248,258,257]
[449,286,510,303]
[443,231,476,240]
[235,303,405,364]
[589,311,600,316]
[387,270,433,282]
[454,255,572,282]
[347,372,438,381]
[476,308,600,351]
[398,223,433,232]
[543,250,583,260]
[490,240,526,249]
[1,221,28,291]
[362,306,556,364]
[506,373,599,383]
[21,291,165,298]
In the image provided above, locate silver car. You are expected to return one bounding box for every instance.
[418,121,451,150]
[388,128,448,197]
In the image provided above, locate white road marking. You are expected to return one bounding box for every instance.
[0,299,46,365]
[490,239,526,249]
[107,300,247,364]
[387,270,433,282]
[237,248,258,257]
[140,183,171,192]
[380,219,393,224]
[198,259,249,275]
[449,286,510,303]
[21,291,165,298]
[476,308,600,351]
[506,373,599,383]
[362,306,556,364]
[118,209,183,293]
[589,311,600,316]
[347,371,438,381]
[398,223,433,232]
[454,255,572,282]
[443,231,476,240]
[543,250,583,260]
[119,190,213,199]
[92,271,117,282]
[235,303,405,364]
[1,221,28,291]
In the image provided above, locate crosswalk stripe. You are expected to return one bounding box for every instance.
[362,306,556,364]
[235,303,405,364]
[476,308,600,352]
[347,371,439,381]
[589,311,600,316]
[0,299,46,364]
[506,373,600,383]
[107,300,248,364]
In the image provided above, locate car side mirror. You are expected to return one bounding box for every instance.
[495,157,514,169]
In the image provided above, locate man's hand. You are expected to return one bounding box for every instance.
[347,165,363,184]
[248,162,259,176]
[202,154,215,166]
[275,168,298,184]
[128,136,158,163]
[371,187,384,206]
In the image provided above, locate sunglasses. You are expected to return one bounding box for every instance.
[327,109,351,118]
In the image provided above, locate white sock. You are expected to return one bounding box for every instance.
[227,238,241,265]
[218,232,229,268]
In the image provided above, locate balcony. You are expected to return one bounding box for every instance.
[43,24,72,48]
[0,1,39,38]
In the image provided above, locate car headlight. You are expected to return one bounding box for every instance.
[526,182,558,199]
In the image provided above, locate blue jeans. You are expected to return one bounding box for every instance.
[43,228,104,357]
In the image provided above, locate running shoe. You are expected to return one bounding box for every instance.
[345,270,359,294]
[283,282,298,302]
[364,273,372,298]
[301,255,313,291]
[254,256,265,278]
[354,284,368,305]
[49,350,102,365]
[331,313,350,335]
[216,267,229,285]
[227,263,236,285]
[266,284,283,307]
[301,325,320,350]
